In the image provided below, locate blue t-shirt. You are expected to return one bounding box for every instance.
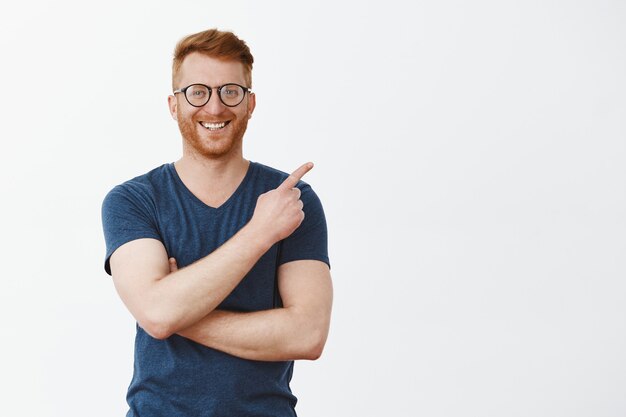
[101,160,329,417]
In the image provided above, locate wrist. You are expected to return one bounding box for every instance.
[241,220,276,253]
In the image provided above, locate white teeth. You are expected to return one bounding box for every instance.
[201,121,227,130]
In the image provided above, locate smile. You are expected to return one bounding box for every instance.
[200,121,231,131]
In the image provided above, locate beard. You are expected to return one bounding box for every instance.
[177,112,249,159]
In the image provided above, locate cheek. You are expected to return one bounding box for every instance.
[178,108,198,123]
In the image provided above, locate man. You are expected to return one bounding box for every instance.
[101,28,332,416]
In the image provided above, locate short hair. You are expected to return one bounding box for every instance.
[172,29,254,89]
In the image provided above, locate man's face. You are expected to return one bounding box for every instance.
[168,52,255,159]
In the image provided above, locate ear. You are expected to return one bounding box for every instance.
[247,92,256,119]
[167,95,178,121]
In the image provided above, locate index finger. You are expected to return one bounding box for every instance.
[277,162,314,190]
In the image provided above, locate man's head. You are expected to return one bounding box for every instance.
[169,29,256,159]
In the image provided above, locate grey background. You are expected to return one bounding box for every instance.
[0,0,624,416]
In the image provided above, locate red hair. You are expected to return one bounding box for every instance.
[172,29,254,89]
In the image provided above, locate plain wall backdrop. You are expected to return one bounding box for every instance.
[0,0,624,416]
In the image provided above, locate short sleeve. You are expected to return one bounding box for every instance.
[101,183,162,275]
[277,182,330,269]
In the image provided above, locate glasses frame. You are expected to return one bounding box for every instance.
[173,83,252,108]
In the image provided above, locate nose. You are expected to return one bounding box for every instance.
[201,90,227,115]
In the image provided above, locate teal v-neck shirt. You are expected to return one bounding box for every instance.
[101,161,329,417]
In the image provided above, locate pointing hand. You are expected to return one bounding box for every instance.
[250,162,313,245]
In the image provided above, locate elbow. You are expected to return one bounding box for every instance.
[301,328,328,361]
[144,322,174,340]
[303,345,324,361]
[292,309,331,360]
[138,312,176,340]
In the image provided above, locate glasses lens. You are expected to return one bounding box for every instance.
[219,84,245,106]
[186,84,210,106]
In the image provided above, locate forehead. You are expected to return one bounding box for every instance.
[177,52,248,87]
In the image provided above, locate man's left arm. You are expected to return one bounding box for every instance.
[176,259,333,361]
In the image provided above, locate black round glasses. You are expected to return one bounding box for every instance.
[173,83,252,108]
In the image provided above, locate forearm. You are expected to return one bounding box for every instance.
[146,224,272,338]
[178,308,326,361]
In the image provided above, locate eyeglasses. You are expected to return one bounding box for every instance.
[173,83,252,108]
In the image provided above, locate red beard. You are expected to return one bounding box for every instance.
[177,113,249,159]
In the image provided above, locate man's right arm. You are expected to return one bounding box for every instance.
[108,162,313,340]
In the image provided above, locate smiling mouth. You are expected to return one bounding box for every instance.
[200,121,231,131]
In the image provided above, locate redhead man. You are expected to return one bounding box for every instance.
[101,29,332,417]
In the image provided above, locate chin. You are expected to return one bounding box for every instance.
[182,131,243,159]
[178,118,249,159]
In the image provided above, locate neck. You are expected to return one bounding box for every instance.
[174,149,249,194]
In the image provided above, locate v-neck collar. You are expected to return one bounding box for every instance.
[168,161,255,211]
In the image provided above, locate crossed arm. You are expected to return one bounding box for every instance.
[108,163,333,361]
[176,259,332,361]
